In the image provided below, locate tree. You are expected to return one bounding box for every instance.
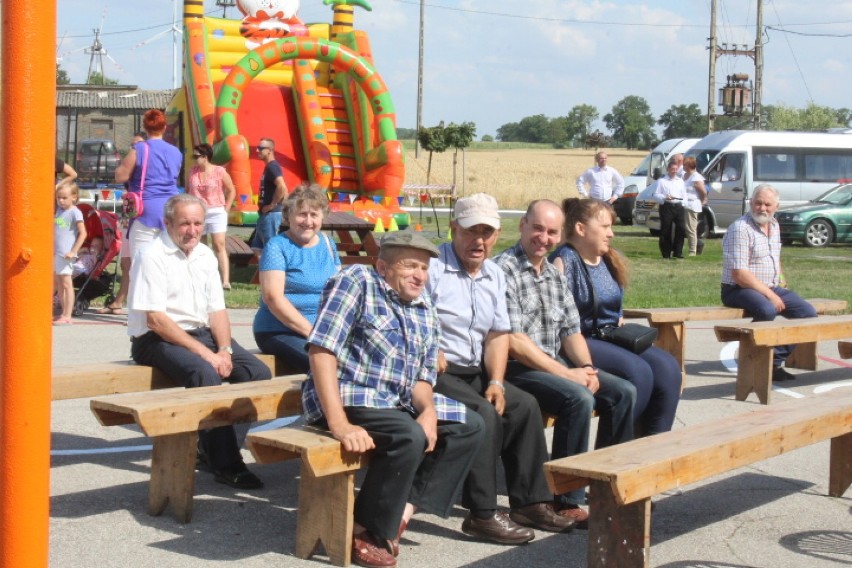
[444,121,476,190]
[604,96,655,149]
[658,103,705,139]
[566,104,598,147]
[834,108,852,128]
[585,130,610,151]
[496,122,521,142]
[481,134,494,142]
[86,71,119,86]
[548,116,571,148]
[396,127,417,140]
[56,65,70,85]
[800,103,842,130]
[417,122,449,184]
[516,114,550,143]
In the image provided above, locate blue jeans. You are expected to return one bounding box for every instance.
[721,284,817,367]
[254,330,310,373]
[251,211,282,251]
[506,360,636,506]
[586,339,681,435]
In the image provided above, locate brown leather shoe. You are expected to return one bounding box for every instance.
[461,511,535,544]
[510,502,575,533]
[352,531,397,568]
[389,519,407,557]
[556,505,589,530]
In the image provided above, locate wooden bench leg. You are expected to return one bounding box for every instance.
[586,480,650,568]
[829,432,852,497]
[785,341,818,370]
[295,464,355,567]
[735,342,774,405]
[148,432,198,523]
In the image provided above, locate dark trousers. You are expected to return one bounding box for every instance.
[254,330,310,373]
[434,364,552,511]
[344,406,484,542]
[586,339,680,435]
[721,284,818,367]
[659,201,686,258]
[131,328,273,471]
[506,360,635,506]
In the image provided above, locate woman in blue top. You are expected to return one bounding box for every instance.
[253,183,340,371]
[550,198,680,435]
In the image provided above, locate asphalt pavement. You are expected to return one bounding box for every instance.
[49,309,852,567]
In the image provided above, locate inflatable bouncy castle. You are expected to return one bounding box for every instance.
[170,0,409,227]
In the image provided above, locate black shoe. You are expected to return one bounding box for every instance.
[213,464,264,490]
[461,511,534,544]
[772,366,796,382]
[696,240,705,255]
[510,502,574,533]
[195,448,211,473]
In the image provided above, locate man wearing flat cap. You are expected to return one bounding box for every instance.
[427,193,575,545]
[301,231,484,568]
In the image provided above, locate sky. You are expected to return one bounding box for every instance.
[55,0,852,137]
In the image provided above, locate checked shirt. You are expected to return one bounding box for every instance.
[721,213,782,287]
[493,242,581,360]
[301,264,467,425]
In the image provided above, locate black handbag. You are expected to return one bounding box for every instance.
[570,246,658,355]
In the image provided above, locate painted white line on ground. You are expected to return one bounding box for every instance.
[720,341,739,372]
[50,417,301,456]
[813,381,852,394]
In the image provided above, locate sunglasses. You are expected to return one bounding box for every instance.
[192,153,203,159]
[257,146,272,152]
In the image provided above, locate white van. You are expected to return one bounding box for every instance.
[630,138,700,227]
[688,130,852,234]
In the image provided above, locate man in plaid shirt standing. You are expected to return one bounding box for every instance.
[721,184,816,382]
[301,232,484,568]
[494,199,635,527]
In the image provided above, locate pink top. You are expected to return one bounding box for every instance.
[187,165,227,208]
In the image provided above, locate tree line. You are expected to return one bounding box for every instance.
[486,96,852,150]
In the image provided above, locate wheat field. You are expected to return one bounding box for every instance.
[401,148,647,210]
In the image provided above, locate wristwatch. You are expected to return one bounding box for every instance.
[218,345,234,355]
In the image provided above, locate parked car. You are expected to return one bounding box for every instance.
[632,182,661,235]
[776,183,852,247]
[76,139,121,182]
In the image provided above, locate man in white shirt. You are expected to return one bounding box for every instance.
[128,194,272,490]
[576,151,625,203]
[653,159,687,259]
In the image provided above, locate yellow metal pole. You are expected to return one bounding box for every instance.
[0,1,56,566]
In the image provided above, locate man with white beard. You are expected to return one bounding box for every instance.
[720,184,817,382]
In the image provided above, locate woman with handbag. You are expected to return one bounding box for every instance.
[100,110,183,314]
[550,198,680,435]
[187,143,237,289]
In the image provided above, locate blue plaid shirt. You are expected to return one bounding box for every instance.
[493,242,581,359]
[301,264,467,424]
[721,213,782,287]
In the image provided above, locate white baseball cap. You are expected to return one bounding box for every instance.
[453,193,500,229]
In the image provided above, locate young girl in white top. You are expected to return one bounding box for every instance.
[54,183,87,325]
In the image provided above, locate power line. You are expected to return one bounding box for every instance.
[768,0,813,102]
[766,25,852,37]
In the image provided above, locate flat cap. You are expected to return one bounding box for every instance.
[379,231,440,258]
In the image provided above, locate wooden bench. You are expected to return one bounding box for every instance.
[225,234,256,266]
[89,374,306,523]
[624,298,847,384]
[247,425,369,567]
[840,340,852,359]
[543,390,852,568]
[715,314,852,404]
[52,352,284,401]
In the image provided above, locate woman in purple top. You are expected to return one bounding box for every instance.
[100,109,183,314]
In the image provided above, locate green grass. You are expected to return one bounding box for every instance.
[218,218,852,311]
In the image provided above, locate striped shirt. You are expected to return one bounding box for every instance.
[722,213,782,287]
[301,264,467,424]
[493,242,581,359]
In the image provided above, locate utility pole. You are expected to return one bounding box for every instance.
[415,0,425,158]
[707,0,717,133]
[754,0,764,130]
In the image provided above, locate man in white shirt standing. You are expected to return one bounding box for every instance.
[576,151,625,203]
[653,159,687,259]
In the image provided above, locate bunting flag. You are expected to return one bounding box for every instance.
[420,193,428,204]
[338,193,347,203]
[397,196,404,206]
[446,227,452,241]
[326,191,333,201]
[240,194,248,204]
[374,218,386,232]
[114,190,123,199]
[388,218,399,232]
[101,189,111,200]
[373,196,381,204]
[349,194,357,203]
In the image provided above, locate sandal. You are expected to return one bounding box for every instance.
[96,304,124,315]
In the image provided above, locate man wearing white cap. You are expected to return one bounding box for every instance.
[427,193,575,545]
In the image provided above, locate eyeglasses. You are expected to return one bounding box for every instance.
[257,146,272,152]
[192,153,203,159]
